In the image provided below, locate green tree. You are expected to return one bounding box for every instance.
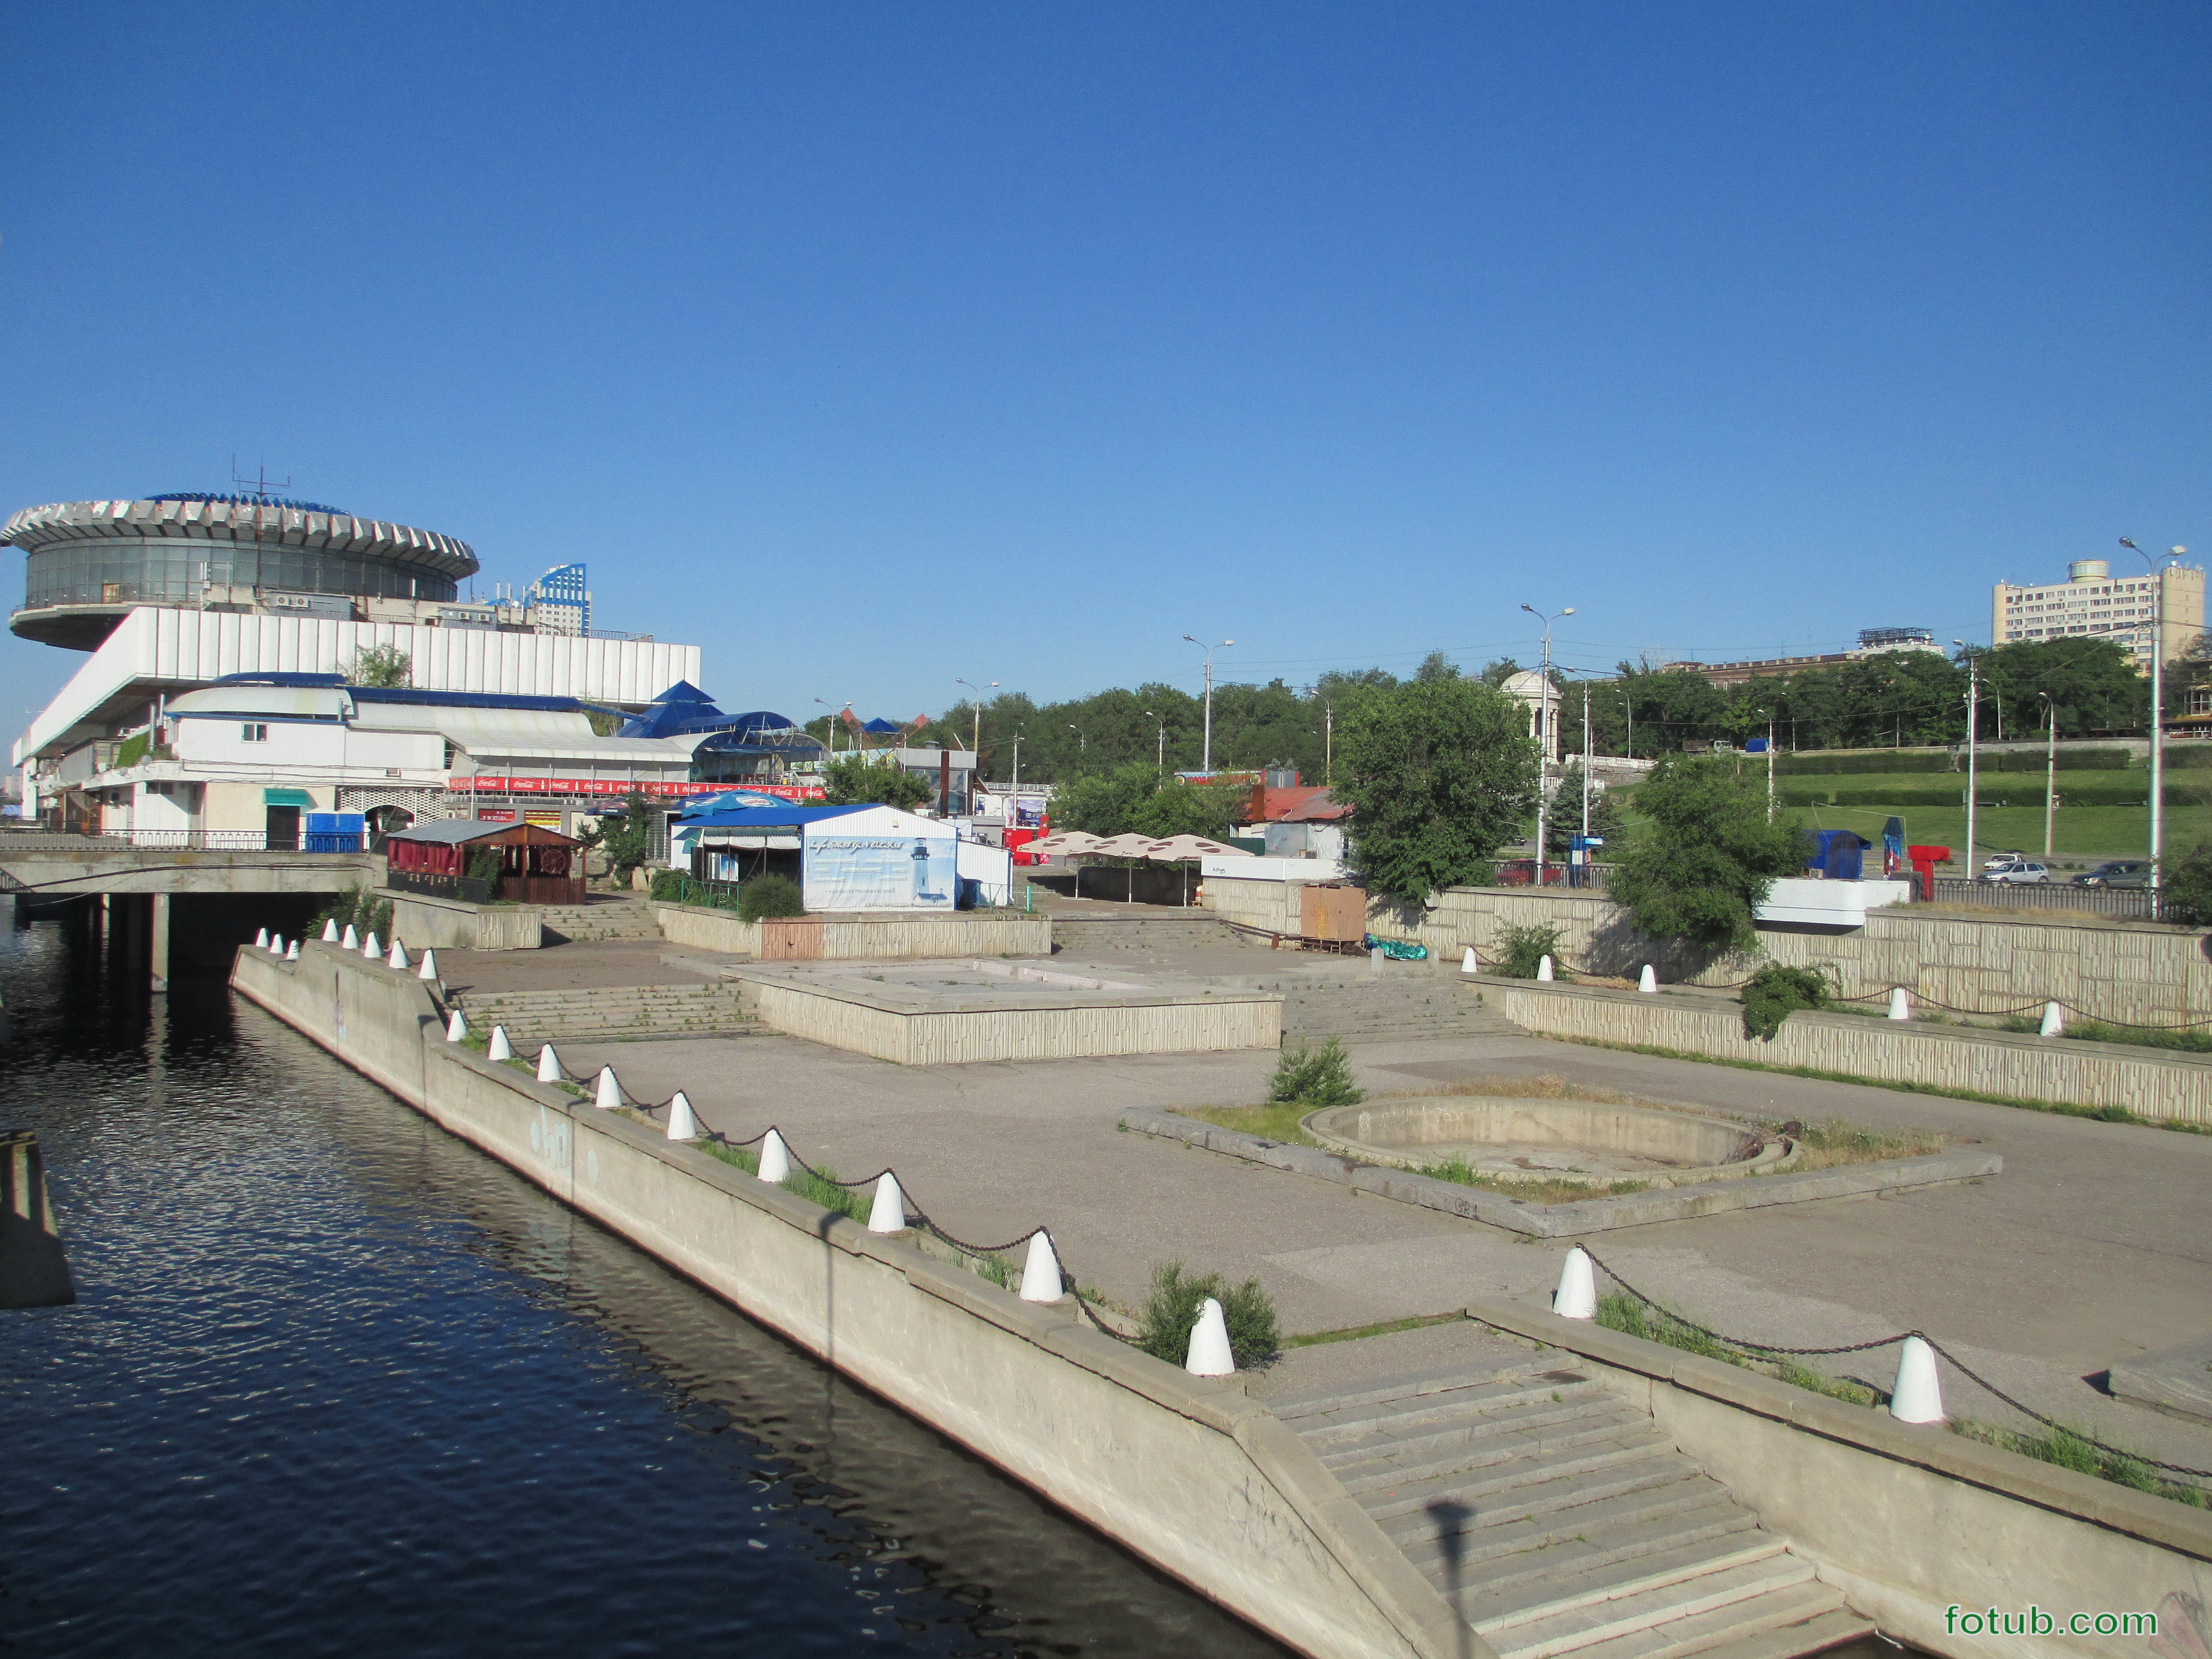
[1051,762,1161,836]
[1608,756,1806,948]
[578,790,653,883]
[1414,649,1460,684]
[2162,843,2212,928]
[1334,678,1540,903]
[1130,780,1244,841]
[1544,767,1626,859]
[1984,637,2145,737]
[345,644,411,688]
[821,754,933,810]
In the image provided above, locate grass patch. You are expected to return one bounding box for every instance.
[1997,1012,2212,1055]
[697,1140,872,1224]
[1758,1117,1946,1169]
[1413,1154,1651,1204]
[1397,1071,1661,1107]
[1180,1102,1326,1146]
[1546,1034,2209,1132]
[1597,1292,1877,1407]
[1952,1418,2209,1509]
[701,1139,760,1175]
[1283,1311,1468,1350]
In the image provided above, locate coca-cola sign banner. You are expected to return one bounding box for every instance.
[452,776,826,803]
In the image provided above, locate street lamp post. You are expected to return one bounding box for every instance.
[1953,641,1979,885]
[813,697,845,755]
[1522,604,1575,882]
[1144,709,1166,774]
[1069,724,1085,758]
[1761,709,1775,820]
[2039,692,2056,859]
[1183,634,1235,776]
[2120,538,2187,892]
[955,678,998,755]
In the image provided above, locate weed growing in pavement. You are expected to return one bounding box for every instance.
[1268,1036,1363,1108]
[1951,1418,2209,1508]
[1138,1262,1280,1370]
[1596,1292,1876,1407]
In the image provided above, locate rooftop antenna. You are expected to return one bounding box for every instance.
[229,457,292,502]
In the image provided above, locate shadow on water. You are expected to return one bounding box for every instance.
[0,909,1289,1658]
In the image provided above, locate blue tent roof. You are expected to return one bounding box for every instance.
[671,790,793,816]
[677,805,867,830]
[860,717,904,734]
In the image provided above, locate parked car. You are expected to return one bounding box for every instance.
[2074,860,2151,889]
[1981,850,2027,870]
[1494,858,1565,888]
[1979,860,2050,884]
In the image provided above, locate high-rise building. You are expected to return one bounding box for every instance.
[1991,558,2203,671]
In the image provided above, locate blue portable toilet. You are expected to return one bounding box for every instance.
[1806,829,1865,881]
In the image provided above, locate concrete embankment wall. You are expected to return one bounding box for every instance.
[1203,878,2212,1027]
[653,904,1051,960]
[1483,976,2212,1126]
[1471,1299,2212,1659]
[383,890,544,951]
[229,942,1460,1659]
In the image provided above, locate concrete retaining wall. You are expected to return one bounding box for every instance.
[738,973,1284,1065]
[1377,883,2212,1027]
[228,942,1459,1659]
[1470,1298,2212,1659]
[384,889,544,951]
[1484,977,2212,1126]
[653,903,1051,960]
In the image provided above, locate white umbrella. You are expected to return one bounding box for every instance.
[1088,833,1160,902]
[1023,830,1107,899]
[1142,834,1253,905]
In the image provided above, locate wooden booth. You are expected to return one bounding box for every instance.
[385,819,586,906]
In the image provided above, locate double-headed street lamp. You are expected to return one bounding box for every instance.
[955,678,998,755]
[1522,604,1575,880]
[1143,709,1167,773]
[2120,538,2187,892]
[813,697,848,754]
[1183,634,1235,776]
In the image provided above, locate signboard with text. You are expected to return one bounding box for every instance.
[451,776,827,803]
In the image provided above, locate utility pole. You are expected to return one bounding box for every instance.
[1581,685,1592,838]
[813,697,844,755]
[1522,604,1575,880]
[1324,700,1334,784]
[956,678,998,757]
[1764,709,1775,820]
[2039,692,2056,858]
[1183,634,1235,776]
[2120,538,2186,891]
[1954,641,1979,885]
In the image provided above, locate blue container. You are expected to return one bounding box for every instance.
[303,811,366,853]
[1743,737,1769,753]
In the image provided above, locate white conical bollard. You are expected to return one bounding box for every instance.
[446,1010,468,1043]
[1890,1335,1945,1423]
[594,1066,621,1110]
[388,941,409,971]
[255,927,269,948]
[757,1128,791,1184]
[1537,954,1555,982]
[2040,1001,2064,1037]
[1638,964,1658,993]
[1461,946,1478,974]
[341,924,359,951]
[487,1025,512,1061]
[866,1171,906,1233]
[267,933,283,955]
[536,1043,563,1082]
[361,931,381,960]
[417,948,438,981]
[665,1091,698,1141]
[322,918,339,943]
[1185,1297,1236,1376]
[286,939,300,961]
[1554,1246,1599,1320]
[1887,987,1911,1020]
[1018,1230,1064,1302]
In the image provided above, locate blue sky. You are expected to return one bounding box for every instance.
[2,2,2205,734]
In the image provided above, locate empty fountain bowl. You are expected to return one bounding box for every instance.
[1301,1098,1796,1189]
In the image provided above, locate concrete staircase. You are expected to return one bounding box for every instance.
[1049,912,1250,953]
[452,983,760,1045]
[535,899,663,943]
[1274,1360,1870,1659]
[1268,972,1519,1042]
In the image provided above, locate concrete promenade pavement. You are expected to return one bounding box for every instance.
[558,1001,2212,1476]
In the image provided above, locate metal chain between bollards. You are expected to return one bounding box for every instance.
[1577,1249,2212,1484]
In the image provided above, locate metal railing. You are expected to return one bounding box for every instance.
[661,875,743,912]
[1927,876,2162,921]
[0,829,369,853]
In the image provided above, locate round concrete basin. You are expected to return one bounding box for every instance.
[1300,1098,1793,1188]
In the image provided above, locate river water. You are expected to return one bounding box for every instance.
[0,912,1286,1658]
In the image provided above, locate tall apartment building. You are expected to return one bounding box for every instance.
[1992,558,2203,671]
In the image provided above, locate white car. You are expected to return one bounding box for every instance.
[1979,860,2050,884]
[1981,850,2027,870]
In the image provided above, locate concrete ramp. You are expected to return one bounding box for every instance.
[1272,1357,1871,1659]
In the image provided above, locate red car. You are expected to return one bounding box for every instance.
[1494,858,1565,887]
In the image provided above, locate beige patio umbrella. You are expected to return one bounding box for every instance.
[1088,832,1161,901]
[1142,834,1253,904]
[1022,830,1107,898]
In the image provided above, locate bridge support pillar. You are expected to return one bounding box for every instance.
[149,893,170,993]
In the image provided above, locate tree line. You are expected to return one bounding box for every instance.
[802,636,2160,785]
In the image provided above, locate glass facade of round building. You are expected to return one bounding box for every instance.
[24,536,460,610]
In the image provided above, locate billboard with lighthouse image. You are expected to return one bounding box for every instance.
[802,808,958,911]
